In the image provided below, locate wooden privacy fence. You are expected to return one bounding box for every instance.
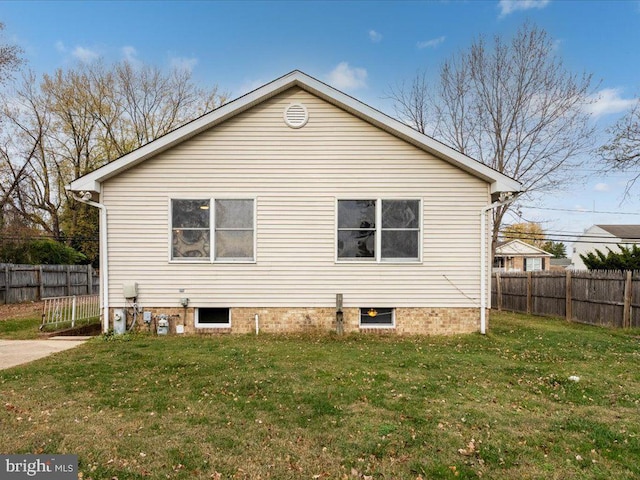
[492,270,640,328]
[0,263,99,305]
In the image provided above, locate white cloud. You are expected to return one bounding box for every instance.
[55,41,66,53]
[237,78,267,96]
[369,30,382,43]
[586,88,638,119]
[417,36,446,49]
[170,55,198,73]
[573,204,589,213]
[72,46,100,63]
[498,0,551,18]
[325,62,368,91]
[594,183,610,192]
[122,45,138,63]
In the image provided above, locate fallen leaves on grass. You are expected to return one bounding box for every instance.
[458,438,476,456]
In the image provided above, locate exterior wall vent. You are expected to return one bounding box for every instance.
[283,103,309,129]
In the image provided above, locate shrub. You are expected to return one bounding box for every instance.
[0,238,87,265]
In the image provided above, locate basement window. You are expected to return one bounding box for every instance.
[360,307,395,328]
[195,308,231,328]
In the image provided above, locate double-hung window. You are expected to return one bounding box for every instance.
[524,257,543,271]
[171,198,255,262]
[337,199,421,262]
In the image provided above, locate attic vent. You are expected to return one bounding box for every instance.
[283,103,309,129]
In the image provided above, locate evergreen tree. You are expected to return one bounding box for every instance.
[580,245,640,271]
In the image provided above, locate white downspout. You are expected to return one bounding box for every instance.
[72,192,109,333]
[480,193,519,334]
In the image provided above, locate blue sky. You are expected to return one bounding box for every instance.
[2,0,640,245]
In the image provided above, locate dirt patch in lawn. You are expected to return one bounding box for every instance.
[0,301,43,321]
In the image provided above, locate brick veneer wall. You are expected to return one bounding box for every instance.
[111,307,483,335]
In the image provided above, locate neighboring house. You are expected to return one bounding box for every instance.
[549,258,571,271]
[493,239,553,272]
[571,224,640,270]
[67,70,520,336]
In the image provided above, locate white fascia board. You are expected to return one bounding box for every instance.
[66,178,100,194]
[496,239,553,257]
[67,70,521,195]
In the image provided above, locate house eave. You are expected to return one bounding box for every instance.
[495,239,554,257]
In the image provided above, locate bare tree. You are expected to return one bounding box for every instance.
[2,72,60,238]
[0,22,21,87]
[389,23,595,251]
[599,98,640,197]
[115,62,224,147]
[1,59,227,262]
[0,22,24,233]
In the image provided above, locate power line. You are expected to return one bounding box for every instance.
[519,205,640,216]
[500,231,640,241]
[499,233,640,246]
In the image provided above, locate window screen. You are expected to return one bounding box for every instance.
[337,199,420,261]
[215,199,254,261]
[337,200,376,259]
[172,199,210,259]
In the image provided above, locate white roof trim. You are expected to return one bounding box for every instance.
[495,239,553,257]
[68,70,522,194]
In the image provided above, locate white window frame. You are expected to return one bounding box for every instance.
[195,307,231,329]
[169,197,256,264]
[359,307,396,329]
[525,257,543,272]
[335,198,422,263]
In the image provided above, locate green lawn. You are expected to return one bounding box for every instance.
[0,314,100,339]
[1,312,639,479]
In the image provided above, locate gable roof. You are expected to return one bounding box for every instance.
[67,70,522,195]
[594,225,640,242]
[494,239,553,257]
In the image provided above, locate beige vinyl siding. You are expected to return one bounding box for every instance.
[103,87,489,309]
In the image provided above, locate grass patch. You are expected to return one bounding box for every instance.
[0,313,100,339]
[0,316,43,339]
[1,312,639,479]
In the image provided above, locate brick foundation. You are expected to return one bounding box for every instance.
[110,306,483,335]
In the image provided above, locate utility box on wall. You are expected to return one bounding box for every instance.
[113,309,126,334]
[157,315,169,335]
[123,282,138,299]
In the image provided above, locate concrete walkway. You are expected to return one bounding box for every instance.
[0,337,91,370]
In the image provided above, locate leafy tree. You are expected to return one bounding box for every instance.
[389,23,595,253]
[502,222,566,258]
[580,244,640,271]
[541,241,566,259]
[502,222,546,248]
[59,201,99,266]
